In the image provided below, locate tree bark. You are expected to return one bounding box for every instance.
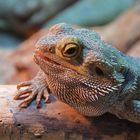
[0,85,140,140]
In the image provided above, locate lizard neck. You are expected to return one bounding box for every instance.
[121,56,140,94]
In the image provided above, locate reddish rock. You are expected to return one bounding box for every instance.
[96,5,140,53]
[0,49,15,84]
[7,29,48,84]
[127,41,140,57]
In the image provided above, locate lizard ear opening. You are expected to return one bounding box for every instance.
[95,66,104,76]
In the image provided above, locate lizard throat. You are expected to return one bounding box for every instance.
[34,50,121,104]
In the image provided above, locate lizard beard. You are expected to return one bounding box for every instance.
[35,54,121,116]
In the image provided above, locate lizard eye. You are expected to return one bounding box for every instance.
[62,43,80,58]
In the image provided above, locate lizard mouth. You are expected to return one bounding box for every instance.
[34,50,61,66]
[34,50,82,74]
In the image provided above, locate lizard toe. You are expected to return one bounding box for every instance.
[43,89,51,103]
[35,88,51,108]
[14,88,32,100]
[36,90,44,108]
[17,80,32,90]
[19,90,38,108]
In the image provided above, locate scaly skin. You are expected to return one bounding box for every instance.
[14,23,140,123]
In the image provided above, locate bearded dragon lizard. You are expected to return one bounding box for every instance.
[14,23,140,123]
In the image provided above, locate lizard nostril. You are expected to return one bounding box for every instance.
[48,46,55,53]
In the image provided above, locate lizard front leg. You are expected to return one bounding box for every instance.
[122,99,140,123]
[14,70,50,108]
[114,99,140,123]
[129,100,140,122]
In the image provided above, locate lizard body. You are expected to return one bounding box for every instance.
[14,23,140,123]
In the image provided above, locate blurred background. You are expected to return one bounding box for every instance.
[0,0,140,84]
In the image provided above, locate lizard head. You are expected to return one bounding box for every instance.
[34,23,129,116]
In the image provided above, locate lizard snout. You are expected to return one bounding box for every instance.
[36,45,55,54]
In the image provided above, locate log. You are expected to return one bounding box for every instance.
[0,85,140,140]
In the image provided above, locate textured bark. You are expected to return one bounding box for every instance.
[0,85,140,140]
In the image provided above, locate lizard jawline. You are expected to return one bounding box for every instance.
[34,50,81,75]
[35,50,60,66]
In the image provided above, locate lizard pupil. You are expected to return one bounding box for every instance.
[65,47,76,55]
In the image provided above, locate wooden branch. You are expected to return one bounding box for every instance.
[0,85,140,140]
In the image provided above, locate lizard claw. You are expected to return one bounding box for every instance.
[14,87,32,100]
[19,91,37,108]
[14,80,50,108]
[43,89,51,103]
[35,88,50,108]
